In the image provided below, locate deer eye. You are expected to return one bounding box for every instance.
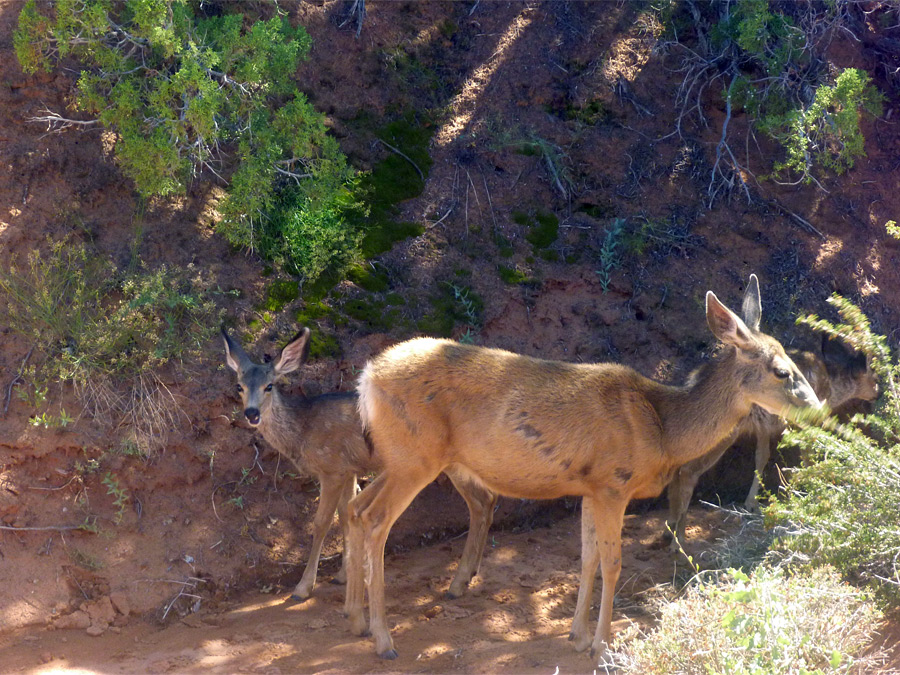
[774,367,790,380]
[264,384,274,393]
[236,384,243,393]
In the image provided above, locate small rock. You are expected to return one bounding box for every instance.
[40,652,53,664]
[55,611,91,630]
[423,605,444,619]
[85,623,107,637]
[109,591,130,617]
[307,618,328,630]
[85,596,116,626]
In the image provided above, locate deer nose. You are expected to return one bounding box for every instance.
[245,408,261,426]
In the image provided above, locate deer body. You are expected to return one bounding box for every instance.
[666,336,878,547]
[223,328,497,602]
[346,276,821,665]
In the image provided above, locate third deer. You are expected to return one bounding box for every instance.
[665,332,878,549]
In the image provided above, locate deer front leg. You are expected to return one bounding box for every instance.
[667,438,731,552]
[744,432,771,511]
[291,473,347,601]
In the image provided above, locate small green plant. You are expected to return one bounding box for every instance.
[886,220,900,240]
[30,408,74,429]
[769,68,882,184]
[102,472,129,524]
[623,566,883,674]
[446,283,481,329]
[596,218,625,292]
[498,265,532,285]
[662,1,882,195]
[228,496,245,510]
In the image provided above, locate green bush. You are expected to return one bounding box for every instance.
[663,1,882,188]
[15,0,361,284]
[0,239,220,451]
[623,566,882,674]
[766,295,900,605]
[769,68,882,183]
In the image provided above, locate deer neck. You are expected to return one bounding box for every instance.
[258,388,306,455]
[657,350,754,466]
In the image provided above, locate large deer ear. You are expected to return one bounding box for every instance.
[707,292,757,351]
[821,334,867,375]
[274,327,311,376]
[741,274,762,332]
[222,328,251,373]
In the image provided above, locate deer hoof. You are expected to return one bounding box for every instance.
[378,648,399,660]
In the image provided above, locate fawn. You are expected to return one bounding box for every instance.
[222,327,497,601]
[345,275,821,666]
[666,332,878,548]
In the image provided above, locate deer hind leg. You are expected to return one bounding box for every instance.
[333,475,360,585]
[350,468,439,659]
[569,498,601,653]
[291,472,348,601]
[444,467,498,599]
[744,432,771,511]
[587,494,628,668]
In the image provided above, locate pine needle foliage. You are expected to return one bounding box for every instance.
[15,0,361,283]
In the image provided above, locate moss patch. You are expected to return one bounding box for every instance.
[358,113,434,258]
[260,279,299,313]
[347,264,390,293]
[526,210,559,250]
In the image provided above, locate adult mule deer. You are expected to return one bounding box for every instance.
[346,274,821,666]
[666,333,878,548]
[222,327,497,601]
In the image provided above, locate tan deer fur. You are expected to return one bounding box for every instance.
[346,275,821,665]
[666,334,878,548]
[222,327,497,602]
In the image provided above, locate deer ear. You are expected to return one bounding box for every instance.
[821,334,867,375]
[707,292,756,351]
[274,327,311,376]
[741,274,762,332]
[222,328,250,373]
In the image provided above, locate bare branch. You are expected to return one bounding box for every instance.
[28,108,101,134]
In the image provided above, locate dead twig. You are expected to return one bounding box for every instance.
[4,346,34,416]
[0,523,85,531]
[376,138,424,182]
[765,199,826,240]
